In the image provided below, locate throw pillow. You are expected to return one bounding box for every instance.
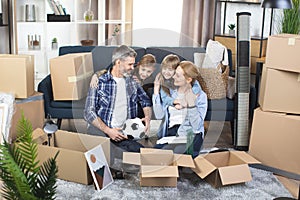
[194,52,206,68]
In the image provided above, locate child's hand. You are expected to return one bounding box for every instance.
[173,99,187,109]
[132,75,141,84]
[90,74,98,89]
[154,73,162,95]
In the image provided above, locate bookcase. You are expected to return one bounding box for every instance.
[14,0,133,79]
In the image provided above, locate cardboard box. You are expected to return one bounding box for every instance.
[50,53,94,100]
[9,92,44,143]
[33,128,110,185]
[0,54,34,98]
[123,148,195,187]
[192,151,260,188]
[259,66,300,114]
[249,108,300,175]
[275,175,300,199]
[265,34,300,73]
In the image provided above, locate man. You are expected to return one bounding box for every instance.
[84,45,152,154]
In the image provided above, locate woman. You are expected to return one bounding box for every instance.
[152,61,207,157]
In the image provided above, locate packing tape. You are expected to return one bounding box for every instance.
[288,35,300,46]
[68,71,94,83]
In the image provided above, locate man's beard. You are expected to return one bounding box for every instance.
[123,70,133,78]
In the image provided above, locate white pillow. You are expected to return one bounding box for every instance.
[194,52,206,68]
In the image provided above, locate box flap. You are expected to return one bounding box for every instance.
[174,154,195,168]
[141,165,178,178]
[123,152,141,165]
[192,155,216,179]
[219,164,252,185]
[231,151,260,164]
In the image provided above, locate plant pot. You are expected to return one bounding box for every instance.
[229,29,235,36]
[52,42,58,50]
[81,40,94,46]
[110,36,118,46]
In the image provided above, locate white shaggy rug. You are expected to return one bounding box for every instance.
[55,167,292,200]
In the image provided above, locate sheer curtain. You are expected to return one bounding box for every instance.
[180,0,220,47]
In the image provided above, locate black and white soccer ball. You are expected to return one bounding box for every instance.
[122,118,145,140]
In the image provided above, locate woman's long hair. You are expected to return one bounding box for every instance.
[178,61,201,87]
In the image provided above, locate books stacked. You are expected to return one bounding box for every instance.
[47,0,66,15]
[47,0,70,22]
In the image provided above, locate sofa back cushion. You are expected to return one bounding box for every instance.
[59,46,146,73]
[146,47,206,63]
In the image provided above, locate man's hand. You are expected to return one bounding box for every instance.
[141,116,151,136]
[106,127,128,142]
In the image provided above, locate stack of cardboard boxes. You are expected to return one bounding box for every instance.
[249,34,300,194]
[0,54,45,143]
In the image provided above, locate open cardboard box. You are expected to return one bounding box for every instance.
[33,128,110,185]
[123,148,195,187]
[192,150,260,188]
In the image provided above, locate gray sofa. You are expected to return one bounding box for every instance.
[37,45,256,140]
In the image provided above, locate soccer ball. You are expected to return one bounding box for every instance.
[122,118,145,140]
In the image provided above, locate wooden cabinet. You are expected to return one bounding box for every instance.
[14,0,133,79]
[215,34,267,74]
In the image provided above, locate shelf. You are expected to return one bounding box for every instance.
[215,34,268,40]
[0,24,9,27]
[15,0,133,76]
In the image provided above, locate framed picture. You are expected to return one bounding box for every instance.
[0,103,9,144]
[84,144,113,191]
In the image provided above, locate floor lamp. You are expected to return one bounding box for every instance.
[260,2,299,200]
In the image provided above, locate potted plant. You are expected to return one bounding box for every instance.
[280,0,300,34]
[52,37,58,49]
[0,114,59,199]
[111,24,120,45]
[228,23,236,36]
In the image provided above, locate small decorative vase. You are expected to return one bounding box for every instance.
[52,42,58,50]
[110,36,117,46]
[84,10,94,21]
[229,29,235,36]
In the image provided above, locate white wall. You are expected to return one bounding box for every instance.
[132,0,183,47]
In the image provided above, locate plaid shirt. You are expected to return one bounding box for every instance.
[84,69,152,128]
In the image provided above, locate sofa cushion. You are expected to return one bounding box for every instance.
[207,98,234,111]
[146,47,206,63]
[91,46,146,72]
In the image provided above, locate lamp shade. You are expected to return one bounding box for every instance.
[261,0,293,9]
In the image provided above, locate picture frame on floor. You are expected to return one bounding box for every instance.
[84,144,113,191]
